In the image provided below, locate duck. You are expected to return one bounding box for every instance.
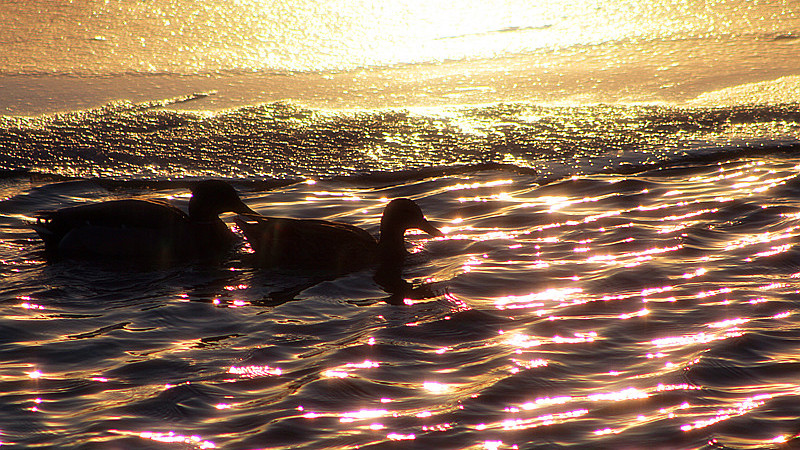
[234,198,443,286]
[31,180,256,264]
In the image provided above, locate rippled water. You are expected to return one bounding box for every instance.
[3,109,800,447]
[3,1,800,448]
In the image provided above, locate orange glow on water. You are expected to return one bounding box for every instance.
[651,330,742,349]
[706,318,749,329]
[695,287,732,299]
[503,333,541,348]
[445,179,514,191]
[228,365,282,378]
[111,430,216,449]
[594,427,623,435]
[656,383,701,392]
[322,360,381,379]
[346,360,380,369]
[494,288,582,310]
[587,387,648,402]
[305,191,363,202]
[660,208,718,222]
[553,333,597,344]
[423,382,451,394]
[493,409,590,431]
[6,108,800,450]
[387,433,415,441]
[19,302,45,310]
[586,244,682,265]
[322,370,350,379]
[422,422,454,432]
[753,243,793,258]
[618,308,649,320]
[483,440,505,450]
[457,192,514,203]
[519,396,572,410]
[759,282,788,291]
[339,409,391,422]
[223,284,248,291]
[724,230,796,252]
[680,394,771,432]
[504,331,597,350]
[511,359,548,371]
[681,268,706,279]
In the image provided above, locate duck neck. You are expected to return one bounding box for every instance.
[189,201,221,224]
[377,226,407,261]
[188,206,233,253]
[376,227,406,288]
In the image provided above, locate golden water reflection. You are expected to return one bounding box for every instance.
[322,360,381,379]
[227,365,282,378]
[680,394,772,432]
[475,408,590,432]
[110,430,216,449]
[6,158,800,449]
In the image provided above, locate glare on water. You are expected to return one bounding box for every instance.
[2,0,800,448]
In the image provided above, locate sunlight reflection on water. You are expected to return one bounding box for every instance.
[4,151,800,449]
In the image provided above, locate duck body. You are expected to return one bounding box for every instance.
[32,180,255,264]
[236,215,378,273]
[235,198,443,279]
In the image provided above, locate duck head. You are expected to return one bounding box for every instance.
[188,180,256,221]
[380,198,444,240]
[373,198,442,292]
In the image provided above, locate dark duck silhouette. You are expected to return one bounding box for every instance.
[31,180,256,264]
[235,198,444,292]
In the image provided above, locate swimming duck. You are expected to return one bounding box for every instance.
[32,180,256,263]
[235,198,443,282]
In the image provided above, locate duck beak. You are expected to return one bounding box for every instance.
[419,219,445,238]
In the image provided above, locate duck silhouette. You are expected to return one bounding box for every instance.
[32,180,256,264]
[235,198,443,292]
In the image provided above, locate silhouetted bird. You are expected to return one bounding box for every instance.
[235,198,443,289]
[32,180,255,264]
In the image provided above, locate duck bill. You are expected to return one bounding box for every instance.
[419,219,444,238]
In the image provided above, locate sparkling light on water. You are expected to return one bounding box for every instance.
[10,0,788,74]
[111,430,216,449]
[228,365,282,378]
[3,62,800,450]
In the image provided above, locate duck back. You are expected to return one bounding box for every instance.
[34,199,233,262]
[236,215,378,274]
[30,180,254,264]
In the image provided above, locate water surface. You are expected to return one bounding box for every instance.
[2,1,800,448]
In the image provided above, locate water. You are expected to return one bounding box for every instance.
[3,1,800,449]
